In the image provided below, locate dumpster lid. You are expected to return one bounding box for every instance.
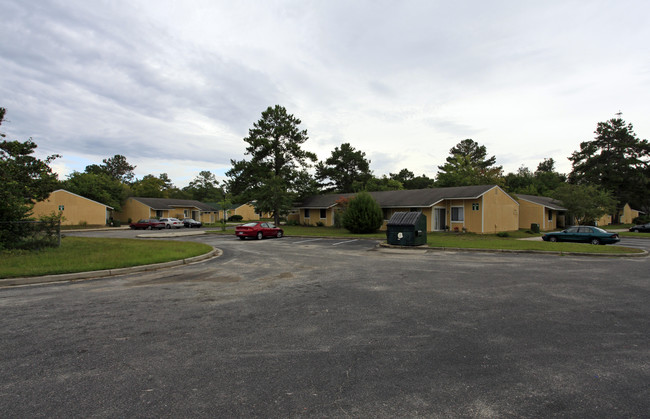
[386,211,423,226]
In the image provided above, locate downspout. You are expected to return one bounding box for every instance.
[481,196,484,233]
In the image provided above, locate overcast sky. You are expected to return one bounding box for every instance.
[1,0,649,188]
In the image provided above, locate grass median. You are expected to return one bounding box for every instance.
[0,237,213,279]
[211,226,642,254]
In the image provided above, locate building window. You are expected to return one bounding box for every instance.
[548,211,553,221]
[383,209,390,220]
[320,209,327,219]
[451,206,464,222]
[304,209,310,218]
[472,203,479,211]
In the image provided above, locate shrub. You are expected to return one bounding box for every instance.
[497,231,509,237]
[228,215,243,222]
[342,192,383,234]
[333,210,344,228]
[316,221,324,227]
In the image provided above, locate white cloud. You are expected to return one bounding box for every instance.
[1,0,649,188]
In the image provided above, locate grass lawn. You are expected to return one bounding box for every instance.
[210,226,643,254]
[0,237,213,279]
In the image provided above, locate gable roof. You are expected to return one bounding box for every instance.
[129,197,218,212]
[52,189,114,209]
[515,194,567,211]
[297,185,510,208]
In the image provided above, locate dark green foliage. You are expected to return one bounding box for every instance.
[389,169,434,189]
[1,213,62,250]
[504,158,567,196]
[183,170,223,201]
[316,143,372,193]
[228,215,243,222]
[552,184,616,225]
[0,109,60,248]
[342,192,383,233]
[361,175,403,192]
[64,171,130,211]
[569,114,650,217]
[227,105,317,226]
[435,139,503,187]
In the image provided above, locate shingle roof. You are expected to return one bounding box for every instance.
[297,185,506,208]
[130,197,218,211]
[515,194,567,211]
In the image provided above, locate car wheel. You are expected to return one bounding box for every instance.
[256,232,263,240]
[632,229,639,233]
[147,225,152,230]
[276,231,283,238]
[549,236,557,242]
[590,238,601,245]
[165,224,171,229]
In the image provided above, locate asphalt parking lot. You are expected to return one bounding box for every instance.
[1,231,648,417]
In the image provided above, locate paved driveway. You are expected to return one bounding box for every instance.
[1,232,648,417]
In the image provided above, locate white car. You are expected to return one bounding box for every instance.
[159,217,184,229]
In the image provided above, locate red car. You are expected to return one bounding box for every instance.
[129,219,166,230]
[235,222,284,240]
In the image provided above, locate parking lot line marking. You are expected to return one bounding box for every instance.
[332,239,359,246]
[293,238,323,244]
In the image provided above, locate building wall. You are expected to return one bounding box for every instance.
[300,207,335,226]
[233,204,264,220]
[481,187,519,233]
[621,203,639,224]
[518,200,559,231]
[519,200,543,230]
[117,198,157,223]
[32,190,110,226]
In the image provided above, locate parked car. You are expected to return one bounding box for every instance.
[542,226,620,245]
[129,219,165,230]
[235,222,284,240]
[183,218,202,228]
[629,223,650,233]
[159,217,184,229]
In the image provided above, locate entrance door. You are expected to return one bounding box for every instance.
[434,208,446,231]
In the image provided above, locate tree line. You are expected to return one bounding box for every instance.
[2,104,649,243]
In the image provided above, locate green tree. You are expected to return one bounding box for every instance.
[568,114,650,220]
[101,155,136,183]
[64,171,130,211]
[226,105,317,226]
[504,166,536,194]
[504,158,566,196]
[0,109,60,247]
[131,174,176,198]
[552,184,616,225]
[361,175,403,192]
[342,191,383,233]
[533,158,566,196]
[389,168,434,189]
[436,139,503,187]
[84,155,136,183]
[183,170,223,201]
[316,142,372,193]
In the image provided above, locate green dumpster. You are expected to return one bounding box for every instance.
[386,212,427,246]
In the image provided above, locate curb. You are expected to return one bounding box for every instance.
[377,242,648,257]
[0,248,222,288]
